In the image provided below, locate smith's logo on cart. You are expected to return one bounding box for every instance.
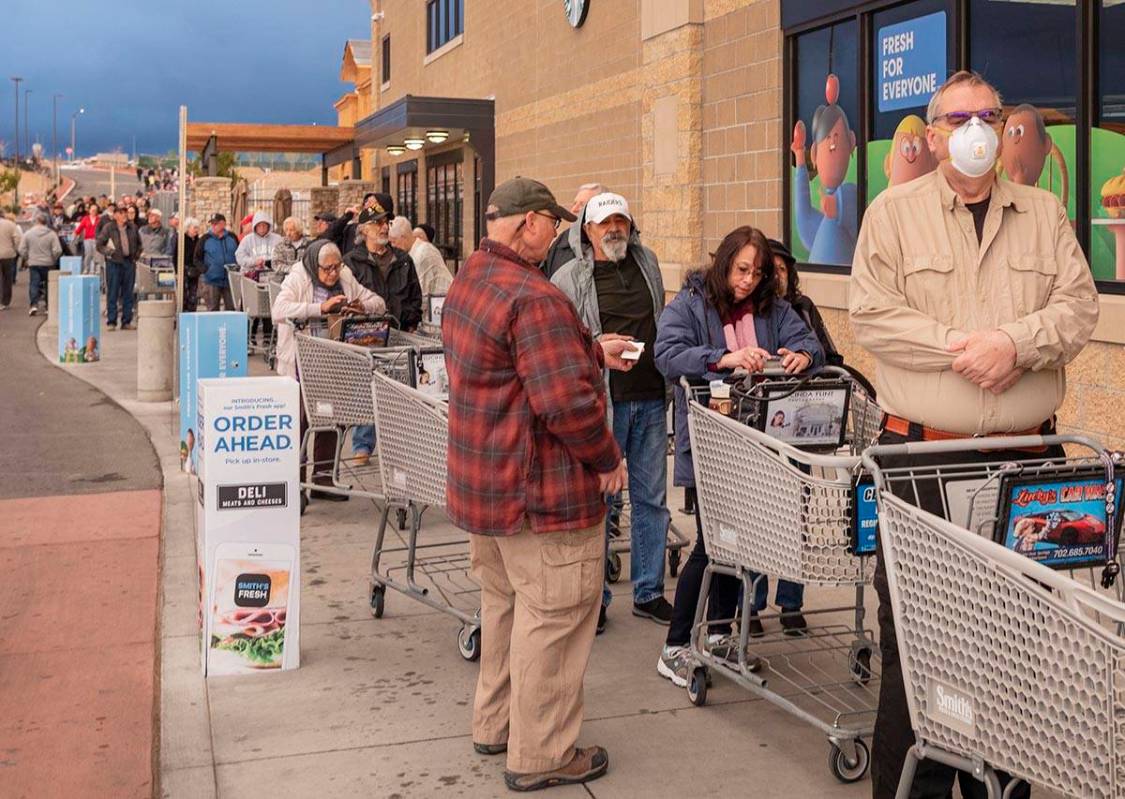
[234,573,271,607]
[927,679,976,736]
[217,483,288,510]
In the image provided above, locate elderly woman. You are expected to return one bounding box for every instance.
[176,218,202,312]
[272,216,310,275]
[272,240,386,501]
[653,225,823,688]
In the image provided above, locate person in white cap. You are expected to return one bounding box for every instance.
[552,192,672,634]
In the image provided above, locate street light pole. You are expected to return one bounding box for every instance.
[23,89,31,156]
[11,77,23,210]
[70,107,84,162]
[52,93,62,186]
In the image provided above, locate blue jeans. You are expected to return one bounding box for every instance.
[749,574,804,612]
[105,260,136,325]
[353,424,374,455]
[603,398,670,607]
[28,266,50,308]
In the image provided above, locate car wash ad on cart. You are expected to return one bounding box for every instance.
[195,376,301,676]
[996,470,1123,571]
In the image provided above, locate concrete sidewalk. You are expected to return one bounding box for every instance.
[33,314,971,799]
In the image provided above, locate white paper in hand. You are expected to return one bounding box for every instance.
[621,342,645,361]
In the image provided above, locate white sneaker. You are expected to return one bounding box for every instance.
[0,304,8,310]
[656,646,691,687]
[28,306,37,316]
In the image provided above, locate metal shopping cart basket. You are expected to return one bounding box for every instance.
[242,273,272,357]
[265,274,285,369]
[293,328,414,518]
[862,436,1124,798]
[681,365,883,783]
[370,370,481,661]
[606,489,692,581]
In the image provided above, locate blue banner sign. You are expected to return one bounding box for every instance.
[877,11,947,113]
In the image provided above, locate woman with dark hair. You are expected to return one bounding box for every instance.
[653,225,823,688]
[767,238,843,367]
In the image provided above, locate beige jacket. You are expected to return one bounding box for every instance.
[408,237,453,306]
[270,264,386,379]
[850,169,1099,434]
[0,217,21,260]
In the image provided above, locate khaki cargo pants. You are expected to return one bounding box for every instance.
[469,520,603,774]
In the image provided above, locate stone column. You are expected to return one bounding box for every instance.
[188,176,232,227]
[336,179,378,214]
[640,0,705,293]
[309,187,339,232]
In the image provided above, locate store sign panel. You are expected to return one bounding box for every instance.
[877,11,946,113]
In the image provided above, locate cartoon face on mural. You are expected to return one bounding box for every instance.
[791,74,859,266]
[1001,104,1053,187]
[884,114,939,185]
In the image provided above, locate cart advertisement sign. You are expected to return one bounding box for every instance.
[57,275,101,364]
[996,471,1123,570]
[179,312,247,474]
[413,348,449,401]
[196,376,301,676]
[851,475,878,556]
[756,382,851,449]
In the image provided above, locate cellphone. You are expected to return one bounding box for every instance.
[762,356,786,376]
[621,342,645,361]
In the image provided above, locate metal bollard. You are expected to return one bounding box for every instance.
[137,299,175,402]
[47,270,61,326]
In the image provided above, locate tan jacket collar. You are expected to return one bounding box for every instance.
[934,167,1024,214]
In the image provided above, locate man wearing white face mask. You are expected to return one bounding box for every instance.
[850,71,1099,798]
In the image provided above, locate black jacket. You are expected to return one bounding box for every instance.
[316,210,355,254]
[791,294,843,367]
[343,242,423,331]
[540,230,574,279]
[95,221,142,262]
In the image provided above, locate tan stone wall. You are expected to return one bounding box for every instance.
[337,180,378,215]
[187,177,232,231]
[309,187,339,232]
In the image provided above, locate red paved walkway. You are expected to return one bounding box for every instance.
[0,489,162,798]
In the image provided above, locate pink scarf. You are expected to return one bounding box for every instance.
[723,306,758,351]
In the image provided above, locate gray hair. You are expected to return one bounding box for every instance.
[388,217,413,239]
[578,182,608,194]
[34,211,49,225]
[183,216,200,230]
[148,208,162,218]
[282,215,304,235]
[317,242,342,265]
[926,70,1003,124]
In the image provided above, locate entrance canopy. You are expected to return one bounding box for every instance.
[186,122,354,154]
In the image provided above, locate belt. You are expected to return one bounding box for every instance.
[882,414,1054,452]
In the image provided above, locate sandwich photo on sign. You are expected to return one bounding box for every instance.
[995,468,1123,571]
[208,543,295,673]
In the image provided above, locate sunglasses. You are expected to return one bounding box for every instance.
[933,108,1004,128]
[533,211,561,230]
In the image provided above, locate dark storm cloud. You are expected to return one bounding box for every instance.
[5,0,367,157]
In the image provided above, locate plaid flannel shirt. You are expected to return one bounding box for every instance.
[442,238,621,536]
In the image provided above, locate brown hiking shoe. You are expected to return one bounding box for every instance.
[504,746,609,792]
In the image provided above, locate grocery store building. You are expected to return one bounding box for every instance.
[327,0,1124,448]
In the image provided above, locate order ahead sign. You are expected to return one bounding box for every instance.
[877,11,947,113]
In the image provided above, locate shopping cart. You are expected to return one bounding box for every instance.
[265,274,285,370]
[242,273,272,357]
[369,370,481,661]
[225,264,243,310]
[605,491,691,580]
[293,330,414,521]
[862,436,1124,798]
[680,365,883,783]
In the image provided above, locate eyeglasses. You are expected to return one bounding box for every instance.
[533,211,561,230]
[932,108,1004,128]
[318,264,341,274]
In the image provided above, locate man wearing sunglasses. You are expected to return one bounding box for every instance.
[851,71,1099,798]
[443,177,636,792]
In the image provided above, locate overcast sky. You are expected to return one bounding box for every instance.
[4,0,368,157]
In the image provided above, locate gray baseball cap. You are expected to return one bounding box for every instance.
[486,177,576,223]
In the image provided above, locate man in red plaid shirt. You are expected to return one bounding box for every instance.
[443,177,636,792]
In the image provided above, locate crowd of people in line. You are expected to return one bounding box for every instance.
[422,70,1097,796]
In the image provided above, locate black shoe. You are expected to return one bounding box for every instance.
[596,605,607,635]
[473,741,507,755]
[632,596,673,625]
[106,322,117,331]
[309,489,349,502]
[780,609,808,637]
[747,613,765,638]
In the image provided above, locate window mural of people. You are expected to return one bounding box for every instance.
[883,114,939,187]
[791,74,858,267]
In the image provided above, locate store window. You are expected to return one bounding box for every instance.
[970,0,1077,229]
[789,19,859,267]
[427,152,463,267]
[867,0,952,206]
[397,161,418,226]
[426,0,464,54]
[381,35,391,86]
[380,166,390,197]
[1094,0,1125,283]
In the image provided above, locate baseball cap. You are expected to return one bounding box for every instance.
[358,192,394,225]
[767,238,795,266]
[314,210,338,223]
[209,212,226,224]
[487,177,576,223]
[584,192,632,225]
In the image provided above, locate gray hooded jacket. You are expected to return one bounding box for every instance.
[551,205,667,419]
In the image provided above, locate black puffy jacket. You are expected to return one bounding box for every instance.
[343,242,423,331]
